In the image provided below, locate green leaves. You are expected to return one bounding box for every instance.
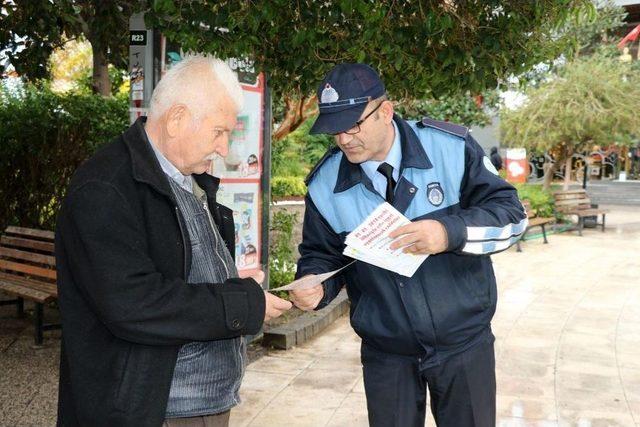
[0,83,129,231]
[271,177,307,198]
[500,53,640,156]
[514,183,555,218]
[146,0,593,99]
[268,210,299,289]
[271,118,333,177]
[153,0,176,15]
[1,1,143,90]
[395,90,500,127]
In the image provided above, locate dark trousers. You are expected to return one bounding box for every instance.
[361,339,495,427]
[163,411,230,427]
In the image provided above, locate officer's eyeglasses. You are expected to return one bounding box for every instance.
[334,101,384,136]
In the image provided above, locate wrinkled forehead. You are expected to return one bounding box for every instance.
[190,98,237,132]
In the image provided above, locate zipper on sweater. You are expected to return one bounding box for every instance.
[201,201,231,278]
[174,206,188,280]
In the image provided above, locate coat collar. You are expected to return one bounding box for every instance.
[334,115,432,193]
[122,117,220,202]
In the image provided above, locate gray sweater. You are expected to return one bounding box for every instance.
[165,179,245,418]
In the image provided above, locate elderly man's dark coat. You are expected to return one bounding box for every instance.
[55,118,265,427]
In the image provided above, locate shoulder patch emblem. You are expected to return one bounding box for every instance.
[427,182,444,207]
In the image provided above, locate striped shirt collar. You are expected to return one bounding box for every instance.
[146,131,194,194]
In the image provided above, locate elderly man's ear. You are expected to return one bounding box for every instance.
[165,104,190,138]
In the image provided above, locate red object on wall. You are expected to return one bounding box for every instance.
[505,149,528,184]
[617,24,640,49]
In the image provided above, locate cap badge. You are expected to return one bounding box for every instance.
[321,83,339,103]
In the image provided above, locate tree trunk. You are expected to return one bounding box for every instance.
[91,48,111,97]
[542,159,560,190]
[563,157,572,190]
[273,95,318,141]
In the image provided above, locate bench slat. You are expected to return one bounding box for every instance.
[0,236,54,253]
[5,226,55,241]
[0,272,57,296]
[528,217,555,226]
[0,281,53,303]
[554,189,586,195]
[564,208,609,217]
[556,204,593,211]
[554,195,589,202]
[0,247,56,266]
[0,259,56,280]
[556,208,592,215]
[554,198,591,206]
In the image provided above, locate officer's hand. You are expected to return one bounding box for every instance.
[388,220,448,255]
[289,280,324,311]
[264,292,293,322]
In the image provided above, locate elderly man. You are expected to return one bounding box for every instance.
[291,64,527,426]
[55,54,291,427]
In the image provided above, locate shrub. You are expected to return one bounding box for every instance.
[268,210,298,290]
[271,176,306,199]
[271,135,310,177]
[0,83,129,231]
[514,183,555,217]
[271,118,334,177]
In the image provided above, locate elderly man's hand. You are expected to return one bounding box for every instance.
[289,279,324,311]
[238,270,291,321]
[388,220,449,255]
[264,292,293,322]
[239,269,265,284]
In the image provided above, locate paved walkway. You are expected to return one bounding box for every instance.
[1,206,638,426]
[231,205,640,427]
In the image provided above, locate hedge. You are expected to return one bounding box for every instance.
[514,183,555,217]
[271,176,306,199]
[0,84,129,231]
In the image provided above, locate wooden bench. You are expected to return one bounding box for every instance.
[516,200,555,252]
[0,226,60,345]
[553,189,608,236]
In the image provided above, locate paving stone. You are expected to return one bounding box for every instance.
[4,204,640,426]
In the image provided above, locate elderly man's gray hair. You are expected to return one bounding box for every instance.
[148,54,243,121]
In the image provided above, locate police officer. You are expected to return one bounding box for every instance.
[289,64,528,427]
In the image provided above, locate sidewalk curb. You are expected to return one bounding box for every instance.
[261,289,349,350]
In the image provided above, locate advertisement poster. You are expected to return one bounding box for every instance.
[211,72,265,274]
[211,81,263,179]
[217,182,261,271]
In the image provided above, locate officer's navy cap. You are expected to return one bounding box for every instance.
[309,63,386,135]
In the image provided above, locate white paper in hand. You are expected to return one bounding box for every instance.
[343,202,428,277]
[268,261,355,292]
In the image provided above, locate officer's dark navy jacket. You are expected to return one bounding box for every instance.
[297,115,528,368]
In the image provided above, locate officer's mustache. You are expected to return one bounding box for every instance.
[340,138,364,148]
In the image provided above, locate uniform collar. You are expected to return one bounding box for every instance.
[334,115,432,193]
[360,120,402,182]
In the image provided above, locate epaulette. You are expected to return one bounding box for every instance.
[304,146,341,185]
[416,117,469,138]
